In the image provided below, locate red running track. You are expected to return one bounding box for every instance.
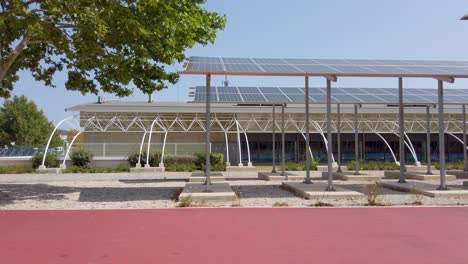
[1,207,468,264]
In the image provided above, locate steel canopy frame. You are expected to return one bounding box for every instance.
[180,56,468,191]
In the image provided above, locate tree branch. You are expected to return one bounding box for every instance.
[0,32,33,82]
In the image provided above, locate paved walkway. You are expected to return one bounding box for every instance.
[1,208,468,263]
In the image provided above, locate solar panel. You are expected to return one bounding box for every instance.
[182,56,468,78]
[190,86,468,105]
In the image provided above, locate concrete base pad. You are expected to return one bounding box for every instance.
[317,164,338,172]
[130,167,165,173]
[282,182,364,199]
[225,166,257,179]
[179,182,238,202]
[36,168,61,174]
[405,165,435,173]
[384,171,456,181]
[447,170,468,179]
[258,172,303,181]
[379,181,468,198]
[321,171,382,181]
[189,172,225,183]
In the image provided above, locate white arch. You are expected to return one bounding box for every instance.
[375,133,399,165]
[160,119,178,165]
[61,130,83,168]
[137,131,147,167]
[393,132,420,166]
[299,132,315,160]
[145,117,161,167]
[310,120,336,163]
[40,116,75,168]
[447,133,468,151]
[236,119,252,166]
[215,118,230,166]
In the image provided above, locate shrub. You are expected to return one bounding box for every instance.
[177,195,193,207]
[194,152,225,171]
[164,155,197,172]
[32,153,58,168]
[0,166,35,174]
[362,184,383,206]
[69,148,94,167]
[347,160,399,171]
[284,158,319,171]
[272,202,289,207]
[63,165,129,173]
[127,151,161,167]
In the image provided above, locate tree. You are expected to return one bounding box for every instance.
[0,95,62,147]
[67,129,83,144]
[0,0,225,98]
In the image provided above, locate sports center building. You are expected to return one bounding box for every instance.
[64,86,468,166]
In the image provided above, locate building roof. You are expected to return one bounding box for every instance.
[66,101,464,114]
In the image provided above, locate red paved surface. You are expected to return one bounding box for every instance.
[1,207,468,264]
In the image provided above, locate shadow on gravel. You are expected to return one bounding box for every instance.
[0,184,182,205]
[119,179,187,184]
[230,185,297,198]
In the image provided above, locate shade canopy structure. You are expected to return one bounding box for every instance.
[190,86,468,105]
[180,56,468,191]
[181,56,468,78]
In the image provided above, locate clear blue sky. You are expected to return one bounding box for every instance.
[4,0,468,126]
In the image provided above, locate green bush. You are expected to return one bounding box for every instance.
[127,151,161,167]
[194,152,225,171]
[164,155,197,172]
[434,161,464,170]
[69,148,94,167]
[284,158,319,171]
[32,153,58,168]
[0,166,35,174]
[346,160,399,171]
[63,165,129,173]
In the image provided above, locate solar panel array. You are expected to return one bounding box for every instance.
[189,86,468,104]
[182,57,468,77]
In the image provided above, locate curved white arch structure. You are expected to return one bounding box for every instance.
[447,132,468,150]
[145,117,162,168]
[40,116,75,168]
[160,119,178,166]
[299,132,315,160]
[215,118,231,166]
[61,130,83,168]
[136,131,148,167]
[393,132,421,166]
[375,133,399,165]
[236,119,252,166]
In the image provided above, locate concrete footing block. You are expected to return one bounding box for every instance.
[130,167,165,173]
[384,171,456,181]
[189,172,225,183]
[258,172,303,181]
[379,181,468,198]
[447,170,468,179]
[282,182,364,199]
[225,165,257,179]
[321,171,382,181]
[179,182,238,202]
[36,167,62,174]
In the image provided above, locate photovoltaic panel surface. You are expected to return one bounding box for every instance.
[182,56,468,78]
[189,86,468,105]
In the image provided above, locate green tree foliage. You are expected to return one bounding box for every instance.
[0,0,226,98]
[0,95,62,147]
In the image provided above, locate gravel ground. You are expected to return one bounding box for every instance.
[1,172,468,209]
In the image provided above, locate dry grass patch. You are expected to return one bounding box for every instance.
[312,201,334,207]
[177,195,193,207]
[272,202,289,207]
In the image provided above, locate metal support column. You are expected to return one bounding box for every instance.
[464,104,468,171]
[354,104,360,175]
[281,104,287,179]
[437,79,447,190]
[304,76,312,184]
[337,104,342,173]
[398,77,407,183]
[326,78,335,191]
[205,74,212,187]
[272,105,276,173]
[426,106,432,175]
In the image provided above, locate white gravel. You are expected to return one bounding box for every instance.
[0,172,467,209]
